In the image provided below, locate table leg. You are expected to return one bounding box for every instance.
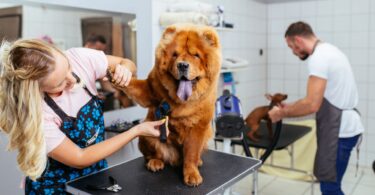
[252,170,258,195]
[223,138,232,195]
[223,138,232,154]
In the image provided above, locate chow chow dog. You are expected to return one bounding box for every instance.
[110,24,221,186]
[245,93,287,142]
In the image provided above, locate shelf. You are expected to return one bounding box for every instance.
[160,26,234,32]
[215,27,234,32]
[220,66,249,73]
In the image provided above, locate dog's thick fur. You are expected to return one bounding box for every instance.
[112,24,221,186]
[245,93,287,142]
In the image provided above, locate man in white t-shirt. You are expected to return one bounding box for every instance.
[269,21,364,195]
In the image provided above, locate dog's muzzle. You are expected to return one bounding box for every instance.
[177,62,189,78]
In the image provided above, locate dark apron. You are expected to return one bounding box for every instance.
[25,79,108,194]
[314,98,342,182]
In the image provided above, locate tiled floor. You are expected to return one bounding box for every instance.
[229,165,375,195]
[208,141,375,195]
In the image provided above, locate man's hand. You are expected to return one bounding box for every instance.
[268,106,285,123]
[103,64,132,87]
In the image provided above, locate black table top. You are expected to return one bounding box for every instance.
[216,121,312,150]
[66,150,261,195]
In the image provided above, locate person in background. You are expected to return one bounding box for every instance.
[84,35,133,108]
[84,35,113,98]
[0,39,167,194]
[83,34,107,52]
[268,21,364,195]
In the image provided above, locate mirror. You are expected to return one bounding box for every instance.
[0,2,137,111]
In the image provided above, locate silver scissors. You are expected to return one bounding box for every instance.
[86,176,122,192]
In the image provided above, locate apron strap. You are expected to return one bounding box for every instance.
[355,133,363,177]
[44,94,69,119]
[353,108,361,116]
[72,72,81,83]
[44,72,95,119]
[343,107,361,116]
[83,85,95,97]
[72,71,95,97]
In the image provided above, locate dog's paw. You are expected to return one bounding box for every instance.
[146,159,165,172]
[184,167,203,187]
[198,159,203,167]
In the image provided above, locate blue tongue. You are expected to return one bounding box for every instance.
[177,80,192,101]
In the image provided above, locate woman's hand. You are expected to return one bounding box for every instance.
[105,56,136,87]
[103,64,132,87]
[132,119,168,137]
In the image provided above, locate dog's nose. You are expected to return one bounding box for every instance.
[177,62,189,72]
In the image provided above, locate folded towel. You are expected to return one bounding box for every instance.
[159,12,209,27]
[222,57,249,69]
[167,1,218,14]
[206,13,220,27]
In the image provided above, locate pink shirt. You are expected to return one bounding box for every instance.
[43,48,108,153]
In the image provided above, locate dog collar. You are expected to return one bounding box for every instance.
[155,101,170,143]
[155,101,171,119]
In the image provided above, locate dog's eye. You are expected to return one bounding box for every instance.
[194,54,200,59]
[172,52,178,58]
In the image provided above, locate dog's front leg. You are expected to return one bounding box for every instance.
[114,79,157,108]
[182,125,210,186]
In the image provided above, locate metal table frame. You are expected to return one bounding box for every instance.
[215,122,316,195]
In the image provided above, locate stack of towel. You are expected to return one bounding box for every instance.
[159,1,219,27]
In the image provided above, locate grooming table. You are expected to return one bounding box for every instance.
[66,150,261,195]
[247,122,314,195]
[215,121,313,195]
[215,121,312,173]
[244,121,311,149]
[215,121,311,151]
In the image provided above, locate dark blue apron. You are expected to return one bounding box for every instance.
[25,75,108,194]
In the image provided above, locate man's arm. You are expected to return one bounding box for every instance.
[269,75,327,122]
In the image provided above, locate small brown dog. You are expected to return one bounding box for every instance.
[245,93,288,142]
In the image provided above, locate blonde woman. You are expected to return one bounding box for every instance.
[0,39,166,194]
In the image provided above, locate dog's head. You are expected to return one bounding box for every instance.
[154,24,221,103]
[265,93,288,104]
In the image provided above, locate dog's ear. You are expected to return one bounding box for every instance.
[265,93,273,101]
[203,30,219,47]
[162,25,176,40]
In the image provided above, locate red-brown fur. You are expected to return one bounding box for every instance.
[245,93,287,142]
[111,24,221,186]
